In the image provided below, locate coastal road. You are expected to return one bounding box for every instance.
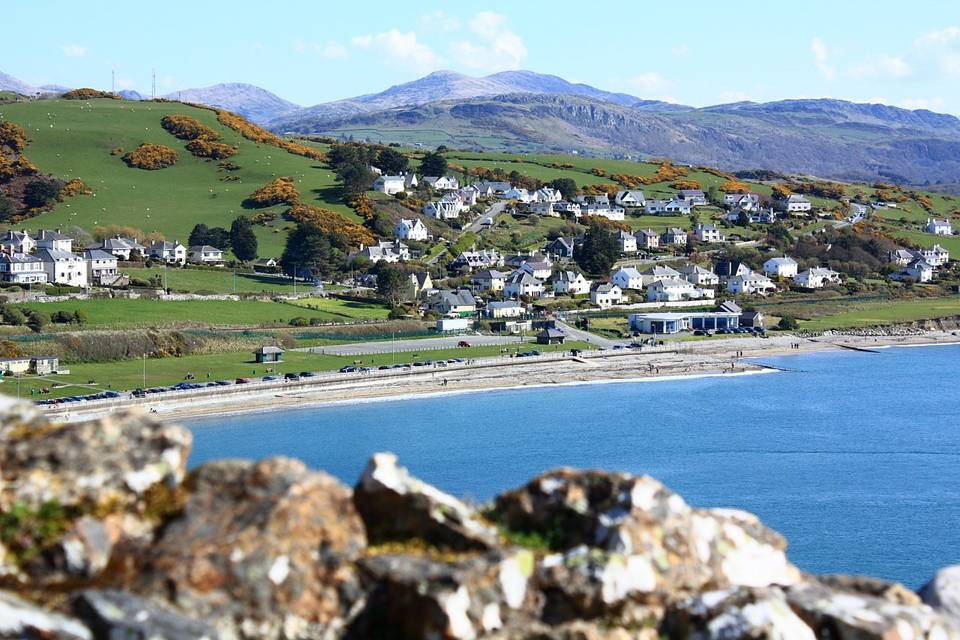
[295,333,526,356]
[464,201,509,233]
[555,321,622,349]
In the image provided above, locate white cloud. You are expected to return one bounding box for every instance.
[352,30,443,72]
[671,44,689,57]
[115,76,137,91]
[898,97,945,111]
[60,44,87,58]
[419,10,460,32]
[294,39,348,59]
[848,55,911,79]
[450,12,527,72]
[625,72,668,94]
[811,37,835,80]
[719,91,752,103]
[914,26,960,49]
[942,52,960,77]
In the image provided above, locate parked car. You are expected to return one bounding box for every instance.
[338,366,357,373]
[284,372,301,381]
[458,340,471,348]
[235,377,250,384]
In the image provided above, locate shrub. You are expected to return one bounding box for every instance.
[244,177,300,208]
[160,114,221,141]
[777,315,799,330]
[286,203,376,246]
[110,147,123,156]
[672,179,702,191]
[23,178,63,209]
[0,195,15,223]
[721,179,751,194]
[0,121,27,152]
[60,178,92,197]
[123,143,178,170]
[289,316,310,327]
[62,88,120,100]
[93,225,146,242]
[213,110,326,161]
[185,138,237,160]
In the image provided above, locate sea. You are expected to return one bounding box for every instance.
[186,343,960,588]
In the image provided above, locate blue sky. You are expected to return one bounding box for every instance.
[6,1,960,113]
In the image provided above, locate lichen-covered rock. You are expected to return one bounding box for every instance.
[0,404,191,515]
[665,586,815,639]
[493,469,800,592]
[0,589,91,639]
[920,565,960,628]
[816,573,922,606]
[787,581,958,640]
[31,515,114,583]
[131,457,366,640]
[354,452,499,551]
[348,549,538,639]
[72,589,215,640]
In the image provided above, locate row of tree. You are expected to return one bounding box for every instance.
[187,216,258,261]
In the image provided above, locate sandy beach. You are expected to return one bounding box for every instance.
[43,330,960,424]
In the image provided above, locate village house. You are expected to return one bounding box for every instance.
[505,253,552,270]
[780,194,812,213]
[1,230,36,254]
[92,236,146,261]
[355,240,409,264]
[610,266,644,290]
[253,346,283,364]
[502,187,533,203]
[457,188,479,208]
[0,253,47,285]
[0,357,32,375]
[615,190,646,208]
[618,230,638,253]
[892,259,934,283]
[554,201,581,217]
[504,271,545,299]
[394,218,429,241]
[35,248,87,287]
[485,300,525,319]
[534,188,562,203]
[591,283,623,309]
[403,173,419,190]
[678,264,719,286]
[723,192,762,211]
[726,272,776,295]
[187,245,225,265]
[927,218,953,236]
[677,189,708,206]
[762,256,799,278]
[647,277,714,302]
[148,240,187,265]
[30,355,60,375]
[694,223,725,243]
[794,267,842,289]
[410,272,433,297]
[423,194,464,220]
[519,260,553,280]
[639,265,683,287]
[426,289,477,317]
[645,199,692,215]
[422,176,459,191]
[449,249,504,272]
[552,270,591,296]
[83,249,119,286]
[661,228,688,246]
[373,175,406,195]
[634,229,659,250]
[544,237,575,259]
[536,328,566,345]
[528,201,557,217]
[582,203,625,221]
[916,244,950,267]
[34,230,74,253]
[629,310,740,334]
[471,269,508,292]
[715,260,752,279]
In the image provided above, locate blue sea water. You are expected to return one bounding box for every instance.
[186,344,960,588]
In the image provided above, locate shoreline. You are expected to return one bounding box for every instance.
[47,331,960,424]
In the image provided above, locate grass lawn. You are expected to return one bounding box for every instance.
[0,98,356,259]
[287,296,391,321]
[887,229,960,254]
[14,297,388,329]
[6,340,590,398]
[124,267,304,294]
[798,297,960,330]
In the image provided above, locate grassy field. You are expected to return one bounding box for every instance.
[14,297,389,329]
[797,297,960,330]
[123,266,307,294]
[286,296,391,320]
[0,98,356,259]
[4,339,589,398]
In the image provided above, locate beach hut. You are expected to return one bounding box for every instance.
[254,346,284,364]
[536,328,566,345]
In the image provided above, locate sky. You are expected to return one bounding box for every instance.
[5,0,960,113]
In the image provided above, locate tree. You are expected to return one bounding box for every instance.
[377,147,409,175]
[230,216,258,261]
[280,223,350,281]
[1,307,26,326]
[23,179,61,209]
[205,227,230,250]
[337,163,374,199]
[419,151,447,177]
[188,224,210,247]
[376,263,414,305]
[549,178,577,200]
[575,224,620,275]
[26,310,47,333]
[0,195,15,223]
[777,315,799,330]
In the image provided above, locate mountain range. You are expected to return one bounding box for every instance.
[5,67,960,184]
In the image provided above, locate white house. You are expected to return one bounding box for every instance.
[893,259,934,283]
[781,194,812,213]
[611,267,644,290]
[554,201,581,217]
[504,271,544,299]
[472,181,511,196]
[373,175,406,195]
[34,229,74,253]
[528,201,557,217]
[591,284,623,309]
[471,269,507,292]
[677,189,707,206]
[618,230,638,254]
[678,264,719,286]
[927,218,953,236]
[723,192,761,211]
[457,188,479,208]
[694,224,725,243]
[485,301,525,319]
[355,240,409,264]
[0,253,47,285]
[1,230,36,254]
[83,249,119,285]
[552,270,591,295]
[762,256,799,278]
[423,198,462,220]
[661,228,688,246]
[917,244,950,267]
[395,218,429,241]
[646,199,692,215]
[615,190,646,208]
[639,265,683,287]
[727,273,776,295]
[647,278,713,302]
[94,236,146,261]
[188,245,225,265]
[35,248,87,287]
[450,250,504,271]
[148,240,187,265]
[794,267,841,289]
[423,176,459,191]
[634,229,659,250]
[544,237,575,259]
[502,187,533,203]
[535,188,562,203]
[582,203,625,221]
[519,260,553,280]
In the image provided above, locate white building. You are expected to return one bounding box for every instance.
[727,273,776,295]
[661,228,688,246]
[639,265,683,287]
[611,267,644,290]
[355,240,409,264]
[519,260,553,280]
[395,218,429,241]
[781,194,812,213]
[535,188,562,203]
[618,230,638,254]
[373,175,406,195]
[694,224,725,243]
[0,230,36,254]
[34,230,74,253]
[678,264,719,286]
[647,278,713,302]
[615,190,646,208]
[762,256,799,278]
[36,248,87,287]
[471,269,507,292]
[917,244,950,267]
[554,201,581,217]
[582,204,625,221]
[485,301,525,319]
[450,250,504,271]
[634,229,659,250]
[95,236,146,261]
[677,189,708,206]
[927,218,953,236]
[423,176,459,191]
[502,187,533,203]
[528,201,557,217]
[423,196,463,220]
[148,240,187,265]
[83,249,119,285]
[723,192,762,211]
[893,259,934,283]
[794,267,841,289]
[0,253,47,285]
[646,199,692,215]
[188,245,225,265]
[504,271,544,299]
[552,270,591,295]
[591,284,623,309]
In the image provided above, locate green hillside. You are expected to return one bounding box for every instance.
[0,98,355,259]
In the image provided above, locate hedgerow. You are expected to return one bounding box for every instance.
[160,115,221,141]
[287,203,376,246]
[185,138,237,160]
[61,88,120,100]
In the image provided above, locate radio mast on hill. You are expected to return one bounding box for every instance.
[152,69,156,99]
[111,69,115,93]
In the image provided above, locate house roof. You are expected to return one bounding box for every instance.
[641,265,681,277]
[473,269,507,280]
[595,283,620,293]
[765,256,797,266]
[255,346,283,354]
[614,267,642,279]
[651,278,693,289]
[663,227,687,236]
[83,249,116,261]
[537,328,566,338]
[0,252,41,264]
[189,245,222,253]
[35,248,82,261]
[34,229,71,241]
[553,270,585,282]
[717,300,742,314]
[505,271,541,285]
[487,301,522,309]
